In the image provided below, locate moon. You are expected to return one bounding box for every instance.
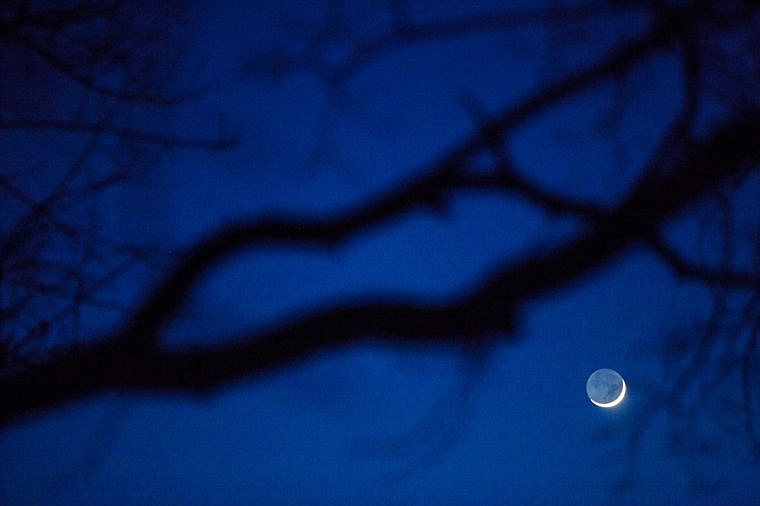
[586,368,626,408]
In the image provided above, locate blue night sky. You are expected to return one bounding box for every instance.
[2,1,760,504]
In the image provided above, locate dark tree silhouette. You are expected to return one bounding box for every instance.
[1,1,759,492]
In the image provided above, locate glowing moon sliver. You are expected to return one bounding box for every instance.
[586,368,626,408]
[590,377,625,408]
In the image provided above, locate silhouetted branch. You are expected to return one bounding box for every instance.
[326,2,645,83]
[244,2,649,83]
[646,232,760,290]
[2,109,759,428]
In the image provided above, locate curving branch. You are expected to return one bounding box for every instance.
[1,109,759,428]
[325,2,645,82]
[646,232,760,290]
[120,14,690,349]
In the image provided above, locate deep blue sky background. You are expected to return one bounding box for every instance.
[2,1,760,504]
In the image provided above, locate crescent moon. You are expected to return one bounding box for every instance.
[590,377,626,408]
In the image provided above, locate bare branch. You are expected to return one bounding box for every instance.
[244,2,649,83]
[0,119,239,150]
[328,2,645,82]
[646,232,760,290]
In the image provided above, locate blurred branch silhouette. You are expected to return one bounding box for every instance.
[1,6,759,492]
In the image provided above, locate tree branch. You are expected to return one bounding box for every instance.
[327,2,645,82]
[646,232,760,290]
[2,110,759,428]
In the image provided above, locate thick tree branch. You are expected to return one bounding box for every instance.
[2,111,759,428]
[124,13,687,345]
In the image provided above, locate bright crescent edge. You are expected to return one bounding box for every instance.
[590,378,626,408]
